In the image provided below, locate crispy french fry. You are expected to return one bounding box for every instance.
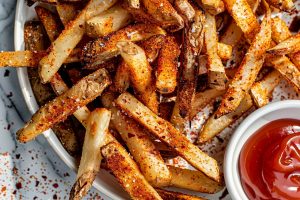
[117,41,158,113]
[138,35,165,63]
[16,68,111,143]
[141,0,184,31]
[24,21,47,51]
[168,166,222,193]
[250,70,282,107]
[177,10,205,118]
[101,141,163,200]
[56,2,79,26]
[114,61,130,93]
[265,0,294,11]
[83,23,166,68]
[267,33,300,55]
[86,4,132,38]
[190,89,225,119]
[194,0,225,15]
[290,52,300,70]
[215,8,271,118]
[174,0,195,22]
[39,0,117,83]
[116,93,220,182]
[156,188,205,200]
[198,94,253,143]
[70,108,112,200]
[205,13,228,90]
[156,36,180,94]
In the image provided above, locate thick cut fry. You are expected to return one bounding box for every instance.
[116,93,220,182]
[17,69,111,143]
[205,13,228,90]
[168,166,222,193]
[215,10,271,118]
[174,0,195,22]
[156,189,205,200]
[222,0,259,42]
[156,36,180,94]
[190,89,225,119]
[266,0,294,11]
[56,2,79,26]
[35,6,63,42]
[83,23,166,68]
[70,109,111,200]
[117,41,158,113]
[198,94,253,143]
[250,70,281,107]
[268,33,300,55]
[141,0,184,31]
[177,10,205,118]
[194,0,225,15]
[86,4,132,38]
[101,141,163,200]
[39,0,117,83]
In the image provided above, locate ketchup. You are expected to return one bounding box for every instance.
[239,119,300,200]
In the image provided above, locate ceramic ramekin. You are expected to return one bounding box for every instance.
[224,100,300,200]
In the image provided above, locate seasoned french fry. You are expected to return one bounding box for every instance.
[205,13,228,90]
[117,41,158,113]
[86,4,132,38]
[83,23,166,68]
[177,10,205,118]
[168,166,222,193]
[215,9,271,118]
[16,68,111,143]
[156,36,180,94]
[141,0,184,31]
[265,0,294,11]
[114,61,130,93]
[39,0,117,83]
[174,0,195,22]
[170,100,186,132]
[70,108,112,200]
[101,141,163,200]
[56,2,79,26]
[139,35,165,63]
[267,33,300,55]
[116,93,220,182]
[24,21,47,51]
[194,0,225,15]
[290,52,300,70]
[198,94,253,143]
[156,188,205,200]
[250,70,282,107]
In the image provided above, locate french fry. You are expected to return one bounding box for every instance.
[117,41,158,113]
[177,10,205,118]
[86,4,132,38]
[250,70,282,107]
[215,8,271,118]
[56,2,79,26]
[217,43,232,61]
[138,35,165,63]
[170,100,186,132]
[265,0,294,11]
[83,23,166,68]
[204,13,228,90]
[194,0,225,15]
[267,33,300,55]
[156,188,205,200]
[16,68,111,143]
[39,0,117,83]
[168,166,222,193]
[114,61,130,93]
[174,0,195,22]
[198,94,253,143]
[70,108,112,200]
[156,36,180,94]
[24,21,47,51]
[116,93,220,182]
[141,0,184,31]
[101,141,163,200]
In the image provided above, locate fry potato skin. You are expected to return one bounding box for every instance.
[101,141,163,200]
[17,69,111,142]
[116,93,220,182]
[174,0,195,22]
[156,36,180,94]
[83,23,166,68]
[156,188,205,200]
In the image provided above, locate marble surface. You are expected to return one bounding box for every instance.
[0,0,107,199]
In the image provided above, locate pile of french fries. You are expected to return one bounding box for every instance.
[1,0,299,199]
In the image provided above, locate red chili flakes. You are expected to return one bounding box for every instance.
[53,183,59,188]
[15,182,22,190]
[1,186,6,192]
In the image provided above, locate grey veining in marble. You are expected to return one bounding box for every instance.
[0,0,108,199]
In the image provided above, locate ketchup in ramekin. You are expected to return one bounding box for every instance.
[239,119,300,200]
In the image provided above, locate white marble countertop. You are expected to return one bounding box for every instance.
[0,1,108,199]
